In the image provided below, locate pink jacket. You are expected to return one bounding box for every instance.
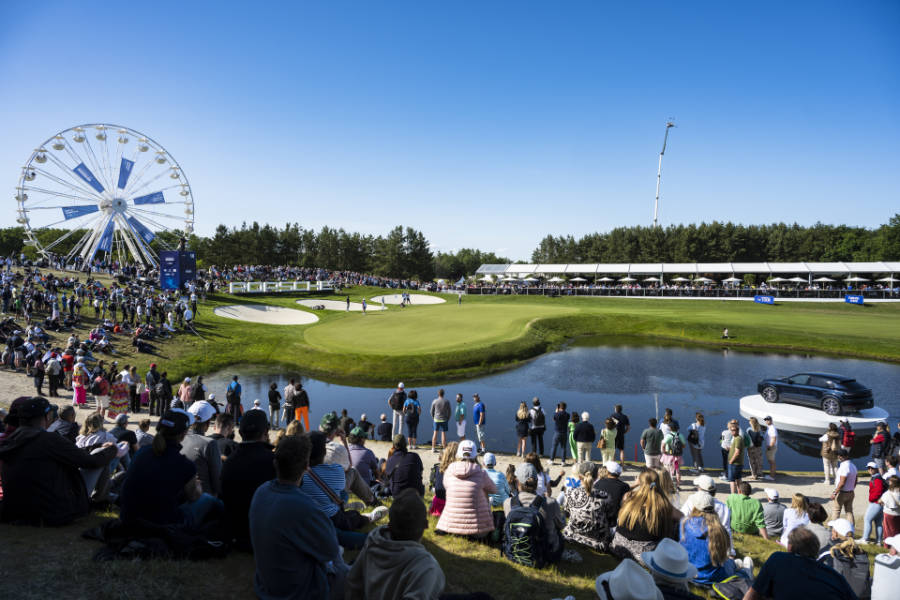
[435,461,497,535]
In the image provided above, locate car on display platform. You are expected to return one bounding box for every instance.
[757,372,874,416]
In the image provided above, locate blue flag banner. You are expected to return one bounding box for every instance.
[117,158,134,189]
[754,295,775,305]
[73,162,105,194]
[159,250,180,290]
[844,295,864,305]
[96,219,115,253]
[126,215,156,244]
[62,205,99,220]
[133,191,165,205]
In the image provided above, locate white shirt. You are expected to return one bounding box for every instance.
[765,424,778,448]
[836,460,858,491]
[689,423,706,449]
[885,467,899,480]
[720,429,734,451]
[660,422,672,437]
[882,489,900,516]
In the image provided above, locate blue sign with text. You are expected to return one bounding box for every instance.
[96,219,115,253]
[117,158,134,189]
[159,250,196,291]
[134,191,165,205]
[844,295,864,305]
[62,205,99,220]
[73,162,105,194]
[754,295,775,305]
[126,215,156,244]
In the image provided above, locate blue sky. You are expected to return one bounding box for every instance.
[0,1,897,260]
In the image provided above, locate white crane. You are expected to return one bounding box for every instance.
[653,120,676,228]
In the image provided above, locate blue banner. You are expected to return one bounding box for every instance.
[117,158,134,189]
[159,250,180,290]
[844,295,864,305]
[96,219,115,253]
[133,191,164,205]
[754,295,775,305]
[62,205,99,220]
[126,215,156,244]
[72,162,105,194]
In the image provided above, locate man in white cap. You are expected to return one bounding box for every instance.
[641,539,703,600]
[182,400,222,497]
[594,461,630,524]
[387,382,406,437]
[817,518,871,598]
[595,558,664,600]
[761,487,786,538]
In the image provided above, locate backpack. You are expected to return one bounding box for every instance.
[711,574,751,600]
[225,386,237,405]
[667,433,684,456]
[748,429,764,448]
[155,381,167,399]
[532,408,545,429]
[502,495,550,568]
[819,551,871,599]
[687,428,699,445]
[842,429,856,448]
[389,391,406,412]
[404,402,417,416]
[90,378,103,395]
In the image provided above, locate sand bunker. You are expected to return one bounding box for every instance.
[369,294,446,305]
[213,304,319,325]
[296,299,386,312]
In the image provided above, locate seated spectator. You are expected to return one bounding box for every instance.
[376,413,392,442]
[347,427,379,486]
[119,409,223,530]
[502,462,565,565]
[46,404,78,444]
[208,412,238,461]
[745,526,857,600]
[561,460,612,551]
[817,518,871,599]
[221,409,275,551]
[681,475,731,540]
[526,451,561,497]
[761,487,785,538]
[611,469,681,567]
[806,502,831,549]
[357,413,374,439]
[725,482,769,538]
[779,492,810,546]
[321,413,377,506]
[436,440,497,537]
[642,539,704,600]
[679,496,749,585]
[346,489,446,600]
[134,418,154,449]
[0,396,117,526]
[109,413,139,469]
[593,461,630,523]
[484,452,511,509]
[428,442,457,516]
[249,434,343,600]
[385,434,424,497]
[595,558,668,600]
[182,400,223,497]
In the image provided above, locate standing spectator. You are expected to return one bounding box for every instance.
[762,488,786,539]
[46,352,62,397]
[92,370,110,421]
[376,414,392,442]
[725,482,769,538]
[429,388,450,453]
[870,422,890,474]
[472,394,486,454]
[387,382,406,438]
[145,363,160,417]
[267,382,281,430]
[745,417,765,480]
[281,378,296,429]
[609,404,630,468]
[599,418,617,464]
[819,423,841,485]
[780,493,810,546]
[745,526,857,600]
[293,382,310,431]
[402,390,421,449]
[514,402,530,457]
[879,475,900,543]
[155,371,172,414]
[661,422,686,488]
[839,418,856,452]
[128,366,140,414]
[182,400,223,497]
[640,418,664,468]
[574,411,596,463]
[32,354,44,396]
[529,397,546,457]
[454,393,466,440]
[687,412,705,473]
[435,440,497,538]
[726,419,744,494]
[831,449,858,523]
[568,411,579,461]
[763,415,778,480]
[225,375,242,423]
[863,461,886,546]
[385,435,424,497]
[718,425,734,482]
[551,402,569,463]
[659,408,679,437]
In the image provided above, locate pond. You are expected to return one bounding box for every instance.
[207,340,900,471]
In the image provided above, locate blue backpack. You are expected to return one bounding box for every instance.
[502,495,549,568]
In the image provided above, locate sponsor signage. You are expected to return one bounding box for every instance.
[844,295,864,305]
[134,191,165,205]
[126,215,156,244]
[159,250,196,290]
[96,219,115,253]
[72,162,105,194]
[117,158,134,189]
[753,295,775,305]
[62,205,99,220]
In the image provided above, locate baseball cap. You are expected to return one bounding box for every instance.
[184,377,191,383]
[866,461,879,469]
[149,363,157,368]
[604,461,622,475]
[208,393,216,401]
[319,412,340,434]
[115,413,129,425]
[515,462,538,482]
[349,426,366,438]
[397,382,404,389]
[457,439,477,459]
[240,408,269,438]
[158,409,191,434]
[763,415,772,421]
[885,534,900,551]
[695,474,716,491]
[483,452,497,466]
[188,400,216,424]
[828,518,855,536]
[764,488,779,500]
[6,396,52,426]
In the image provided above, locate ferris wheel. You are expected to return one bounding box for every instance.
[14,123,194,268]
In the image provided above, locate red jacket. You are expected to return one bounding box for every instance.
[869,474,886,503]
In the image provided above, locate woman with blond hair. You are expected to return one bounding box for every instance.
[428,441,459,516]
[611,468,681,566]
[653,466,682,509]
[514,402,530,457]
[680,495,751,585]
[780,492,810,546]
[746,417,765,480]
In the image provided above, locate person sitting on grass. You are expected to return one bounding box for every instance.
[0,396,117,526]
[182,400,223,497]
[249,434,344,600]
[502,461,565,565]
[643,538,704,600]
[135,418,154,449]
[320,412,378,507]
[347,426,379,487]
[611,469,681,568]
[779,492,810,547]
[428,441,457,516]
[376,413,392,442]
[346,488,446,600]
[483,452,511,509]
[385,434,424,497]
[679,495,752,586]
[561,461,612,551]
[593,461,630,524]
[46,404,78,444]
[744,526,857,600]
[208,411,238,461]
[436,439,497,538]
[725,482,769,539]
[816,518,871,599]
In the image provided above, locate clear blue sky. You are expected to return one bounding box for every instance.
[1,1,897,260]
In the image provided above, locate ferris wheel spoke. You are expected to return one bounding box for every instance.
[26,168,103,202]
[38,209,104,230]
[122,155,157,197]
[82,134,115,193]
[21,185,100,204]
[41,153,106,200]
[42,223,92,252]
[113,214,148,264]
[129,207,186,220]
[127,169,171,197]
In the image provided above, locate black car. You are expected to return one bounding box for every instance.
[757,372,874,416]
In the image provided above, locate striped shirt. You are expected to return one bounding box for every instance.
[299,464,346,517]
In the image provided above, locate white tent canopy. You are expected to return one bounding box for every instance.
[670,276,691,282]
[813,277,835,282]
[787,277,808,283]
[570,276,588,282]
[477,261,900,276]
[547,276,565,283]
[845,276,869,282]
[722,277,742,283]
